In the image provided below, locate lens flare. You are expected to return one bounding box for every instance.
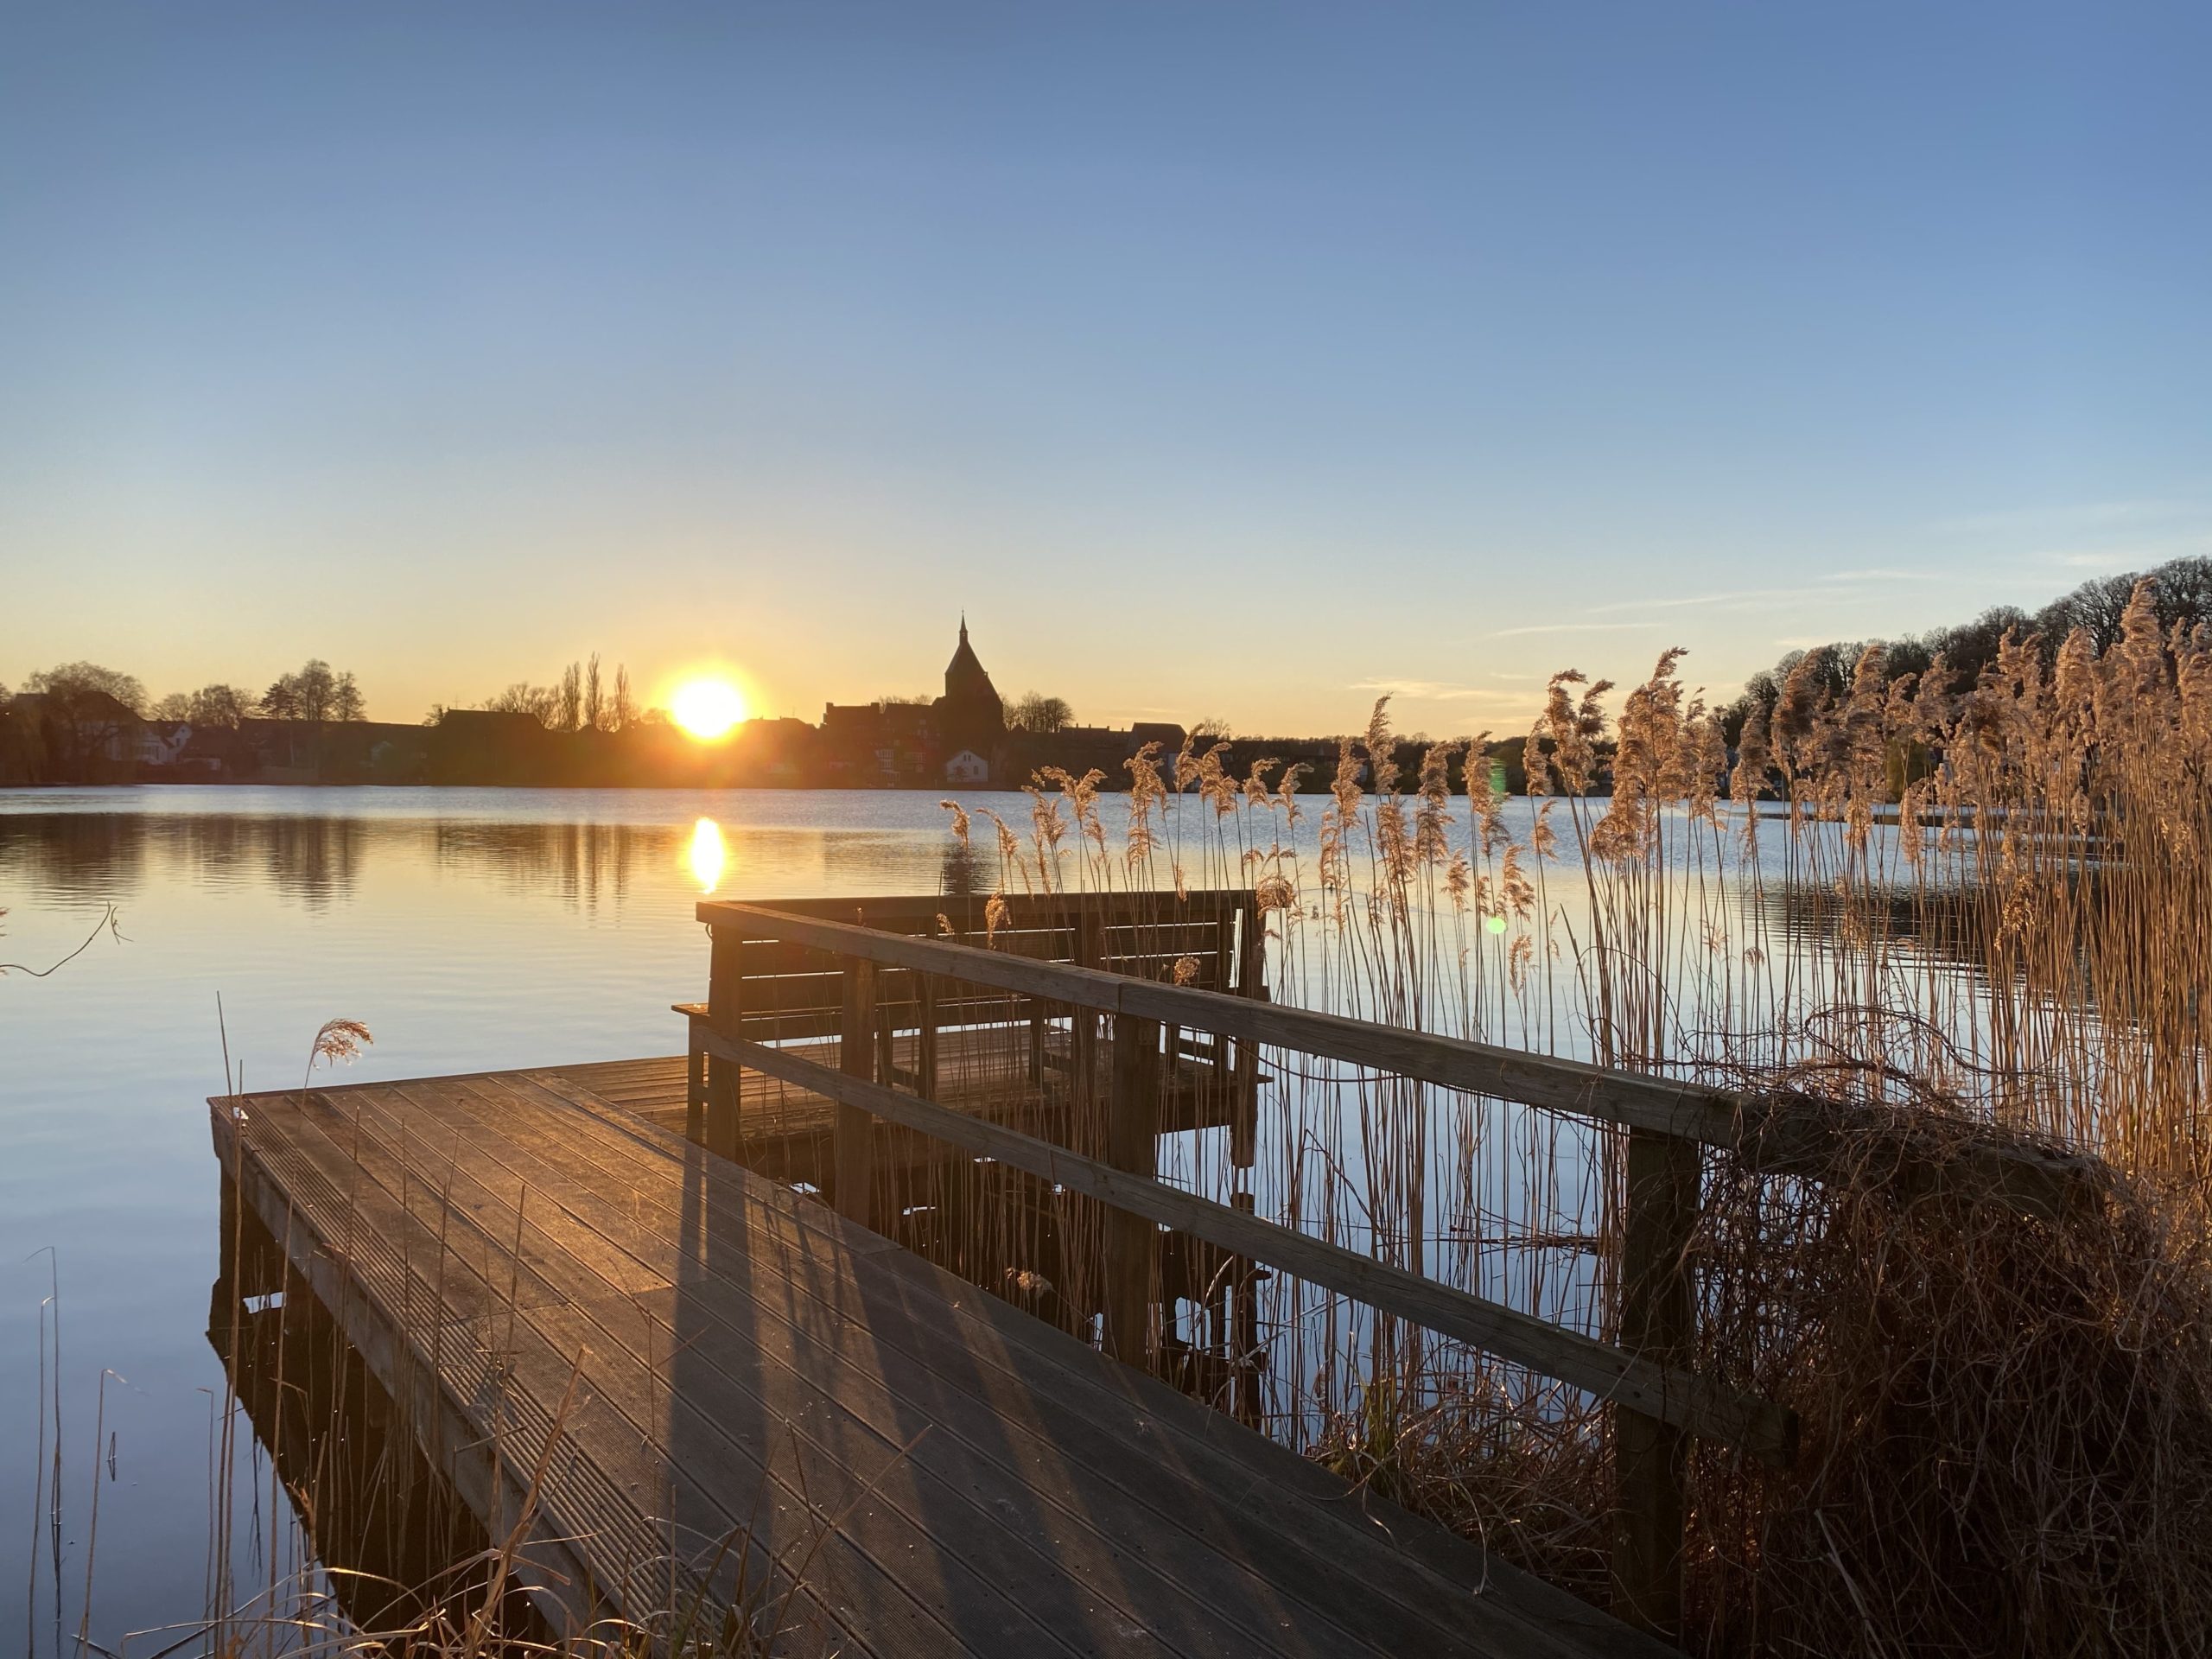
[689,817,727,894]
[671,678,747,741]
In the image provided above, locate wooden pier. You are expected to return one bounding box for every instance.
[213,1059,1665,1657]
[209,887,2094,1654]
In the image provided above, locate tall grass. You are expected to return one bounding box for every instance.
[81,580,2212,1655]
[935,577,2212,1656]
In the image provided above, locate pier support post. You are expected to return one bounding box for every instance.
[1103,1013,1161,1367]
[1611,1125,1700,1640]
[703,927,742,1157]
[684,1039,706,1146]
[1072,913,1103,1118]
[836,959,879,1230]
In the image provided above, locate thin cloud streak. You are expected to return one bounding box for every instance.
[1930,499,2204,537]
[1589,588,1795,614]
[1348,678,1533,703]
[1488,620,1662,638]
[1590,570,1940,616]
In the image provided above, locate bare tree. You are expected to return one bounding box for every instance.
[486,682,562,726]
[260,659,355,721]
[557,662,583,732]
[2037,575,2136,656]
[189,684,254,728]
[1007,692,1075,734]
[295,660,337,720]
[332,672,366,722]
[22,662,147,774]
[28,662,145,715]
[611,664,636,732]
[481,653,636,732]
[152,692,193,721]
[2151,556,2212,630]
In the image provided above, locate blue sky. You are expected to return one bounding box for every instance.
[3,3,2206,733]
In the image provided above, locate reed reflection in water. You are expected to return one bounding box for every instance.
[0,785,1993,1649]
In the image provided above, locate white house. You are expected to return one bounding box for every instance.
[944,749,990,785]
[138,720,194,767]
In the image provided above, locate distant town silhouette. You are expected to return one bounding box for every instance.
[0,621,1378,790]
[14,558,2204,792]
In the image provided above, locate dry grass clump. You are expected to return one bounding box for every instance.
[200,1592,777,1658]
[1313,1379,1614,1605]
[1297,1083,2212,1657]
[945,575,2212,1656]
[1691,1097,2212,1657]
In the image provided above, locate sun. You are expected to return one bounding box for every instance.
[670,677,748,741]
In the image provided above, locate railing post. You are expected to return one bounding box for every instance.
[917,972,940,1101]
[1611,1125,1700,1639]
[1072,913,1103,1110]
[1103,1013,1161,1367]
[703,926,742,1157]
[1231,897,1265,1169]
[836,959,879,1230]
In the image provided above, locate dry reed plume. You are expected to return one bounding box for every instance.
[945,576,2212,1657]
[99,581,2212,1656]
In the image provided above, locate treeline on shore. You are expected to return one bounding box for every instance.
[13,557,2207,791]
[1717,554,2212,743]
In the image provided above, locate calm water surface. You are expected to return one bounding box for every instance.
[0,784,1957,1646]
[0,786,1006,1646]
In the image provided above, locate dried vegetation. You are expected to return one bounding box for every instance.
[963,577,2212,1656]
[80,578,2212,1656]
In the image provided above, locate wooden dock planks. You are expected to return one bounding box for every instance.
[213,1059,1672,1659]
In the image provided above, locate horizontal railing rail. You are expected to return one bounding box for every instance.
[696,899,2094,1220]
[686,891,2101,1637]
[693,1015,1797,1465]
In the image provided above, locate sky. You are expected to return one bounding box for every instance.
[3,3,2208,736]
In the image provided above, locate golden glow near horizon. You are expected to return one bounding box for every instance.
[688,817,727,894]
[670,677,748,741]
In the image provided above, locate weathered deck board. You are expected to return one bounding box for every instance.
[213,1059,1672,1659]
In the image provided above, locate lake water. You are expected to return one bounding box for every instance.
[0,783,1930,1649]
[0,785,1020,1649]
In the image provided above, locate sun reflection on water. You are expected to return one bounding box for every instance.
[688,817,727,893]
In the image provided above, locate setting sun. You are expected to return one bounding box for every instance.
[670,677,747,741]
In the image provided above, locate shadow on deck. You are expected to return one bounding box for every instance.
[210,1055,1670,1658]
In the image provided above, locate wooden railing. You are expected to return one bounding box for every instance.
[683,893,2095,1638]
